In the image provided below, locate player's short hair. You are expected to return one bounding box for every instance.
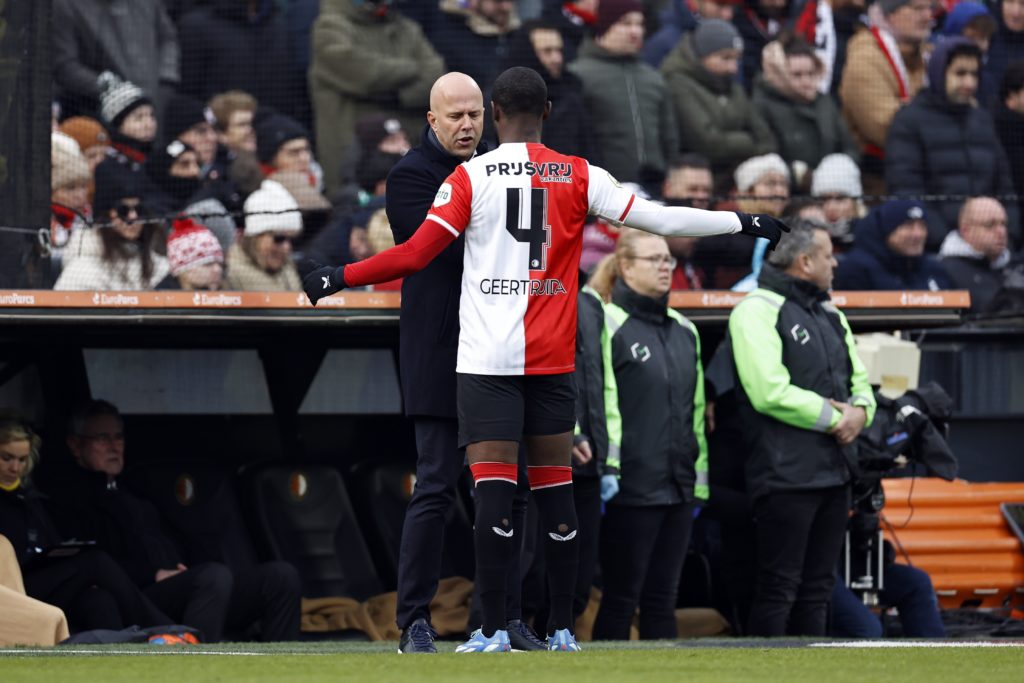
[492,67,548,119]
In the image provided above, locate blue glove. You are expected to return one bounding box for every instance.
[600,474,619,503]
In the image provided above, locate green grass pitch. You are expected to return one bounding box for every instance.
[2,641,1022,683]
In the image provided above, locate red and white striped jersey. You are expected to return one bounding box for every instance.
[424,143,635,376]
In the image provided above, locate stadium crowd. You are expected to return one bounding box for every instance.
[9,0,1017,314]
[2,0,1021,647]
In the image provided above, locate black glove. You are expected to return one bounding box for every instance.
[300,261,345,307]
[736,212,791,251]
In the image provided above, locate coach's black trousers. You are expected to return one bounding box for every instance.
[746,485,850,637]
[396,417,529,630]
[593,502,695,640]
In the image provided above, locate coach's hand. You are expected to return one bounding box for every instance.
[300,260,346,307]
[736,212,791,251]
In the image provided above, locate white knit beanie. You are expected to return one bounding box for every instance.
[811,154,862,197]
[243,180,303,236]
[734,153,790,193]
[51,132,91,191]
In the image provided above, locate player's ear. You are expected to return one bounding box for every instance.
[543,100,552,121]
[491,101,501,124]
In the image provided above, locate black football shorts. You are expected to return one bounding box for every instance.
[456,372,577,448]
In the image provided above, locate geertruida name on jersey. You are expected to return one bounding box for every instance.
[479,278,568,296]
[484,161,574,183]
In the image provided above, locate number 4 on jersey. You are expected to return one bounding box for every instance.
[505,187,551,271]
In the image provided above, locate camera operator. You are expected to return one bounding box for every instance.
[830,383,955,638]
[729,220,876,637]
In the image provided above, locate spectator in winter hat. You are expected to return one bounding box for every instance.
[256,113,313,176]
[570,0,680,184]
[55,158,170,291]
[811,153,864,245]
[51,134,92,219]
[162,95,219,169]
[58,117,113,173]
[97,73,157,162]
[941,2,999,103]
[984,0,1024,111]
[145,140,204,211]
[355,114,411,158]
[833,200,951,291]
[734,153,790,218]
[51,133,92,259]
[208,91,258,155]
[224,180,303,291]
[942,2,998,53]
[165,217,225,291]
[661,18,776,190]
[255,113,330,211]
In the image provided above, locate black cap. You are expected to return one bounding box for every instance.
[255,113,308,164]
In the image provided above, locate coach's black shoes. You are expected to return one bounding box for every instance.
[398,618,438,654]
[507,619,547,651]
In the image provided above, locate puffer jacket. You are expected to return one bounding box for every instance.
[54,229,169,291]
[569,39,679,183]
[885,38,1020,248]
[309,0,444,194]
[660,35,776,184]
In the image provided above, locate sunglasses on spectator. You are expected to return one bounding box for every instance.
[114,202,143,220]
[272,234,295,245]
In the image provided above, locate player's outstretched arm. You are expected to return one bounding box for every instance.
[585,163,790,249]
[621,196,790,250]
[300,219,456,306]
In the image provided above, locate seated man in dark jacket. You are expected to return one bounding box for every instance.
[834,200,951,291]
[55,400,301,642]
[939,196,1024,314]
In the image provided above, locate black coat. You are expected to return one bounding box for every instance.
[50,469,182,588]
[885,39,1020,249]
[605,280,706,506]
[429,11,513,98]
[177,0,295,118]
[0,485,63,566]
[385,126,486,417]
[994,105,1024,215]
[573,286,611,479]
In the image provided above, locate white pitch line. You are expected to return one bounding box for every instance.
[812,641,1024,648]
[0,649,324,656]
